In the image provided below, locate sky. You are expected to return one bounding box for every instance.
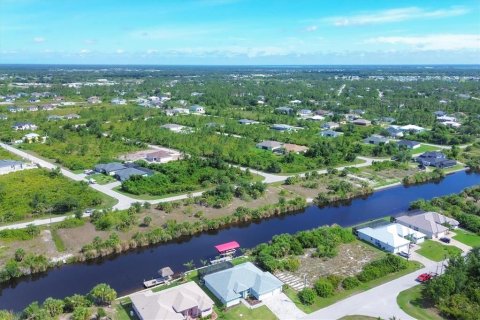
[1,0,479,65]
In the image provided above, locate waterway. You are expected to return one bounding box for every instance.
[1,171,479,311]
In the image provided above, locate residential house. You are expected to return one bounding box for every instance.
[256,140,284,152]
[315,109,334,117]
[400,125,425,134]
[271,124,295,132]
[111,98,127,105]
[190,105,205,114]
[434,111,447,117]
[131,281,214,320]
[379,117,396,123]
[0,114,7,120]
[41,104,55,111]
[94,162,127,175]
[357,223,425,253]
[87,96,102,104]
[114,167,150,182]
[364,135,389,145]
[23,133,41,143]
[352,119,371,126]
[320,130,343,138]
[160,123,187,133]
[395,210,459,239]
[204,262,283,307]
[397,140,421,150]
[437,115,457,123]
[238,119,259,125]
[275,106,294,115]
[441,121,461,128]
[47,115,64,121]
[416,152,457,168]
[321,122,340,130]
[297,109,313,117]
[165,108,190,116]
[386,126,404,138]
[283,143,309,154]
[27,106,39,112]
[145,150,174,163]
[65,114,81,120]
[12,122,38,131]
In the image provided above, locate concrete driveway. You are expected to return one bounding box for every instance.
[263,293,306,320]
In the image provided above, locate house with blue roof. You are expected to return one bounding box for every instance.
[204,262,283,307]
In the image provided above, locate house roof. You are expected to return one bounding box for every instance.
[204,262,283,302]
[352,119,371,125]
[400,124,424,131]
[215,241,240,253]
[130,282,213,320]
[94,162,126,173]
[320,129,342,137]
[256,140,283,149]
[271,124,293,130]
[397,140,420,148]
[115,167,148,181]
[364,135,389,143]
[358,223,413,248]
[396,211,457,234]
[238,119,258,124]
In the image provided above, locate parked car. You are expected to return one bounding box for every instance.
[398,251,410,258]
[84,209,94,215]
[417,272,435,282]
[440,237,451,243]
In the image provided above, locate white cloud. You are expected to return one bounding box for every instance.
[116,49,125,54]
[366,34,480,51]
[33,36,45,43]
[167,46,299,58]
[129,27,214,40]
[79,49,91,54]
[326,6,469,26]
[305,25,318,32]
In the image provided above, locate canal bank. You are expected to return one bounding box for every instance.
[1,170,479,311]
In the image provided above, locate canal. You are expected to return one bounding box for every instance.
[1,170,479,311]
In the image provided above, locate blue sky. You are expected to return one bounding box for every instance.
[1,0,479,64]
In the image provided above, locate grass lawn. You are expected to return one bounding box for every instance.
[218,304,277,320]
[453,229,480,247]
[411,144,441,155]
[114,299,135,320]
[51,229,66,252]
[285,261,423,313]
[397,285,445,320]
[416,240,463,262]
[89,173,117,185]
[442,164,466,173]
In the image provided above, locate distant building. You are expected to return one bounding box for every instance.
[256,140,284,152]
[87,96,102,104]
[352,119,371,126]
[114,167,150,182]
[160,123,187,133]
[271,124,295,132]
[111,98,127,105]
[283,143,309,154]
[65,114,81,120]
[320,129,343,138]
[0,114,7,120]
[321,122,340,130]
[400,125,425,134]
[23,133,41,143]
[94,162,127,175]
[238,119,259,125]
[416,152,456,168]
[364,135,389,145]
[275,106,294,115]
[165,108,189,116]
[386,126,404,138]
[297,109,313,117]
[145,150,174,163]
[189,105,205,114]
[397,140,421,149]
[12,122,38,131]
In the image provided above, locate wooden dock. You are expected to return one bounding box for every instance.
[143,278,167,288]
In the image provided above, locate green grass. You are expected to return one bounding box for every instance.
[114,299,135,320]
[285,261,423,313]
[89,173,117,185]
[0,148,22,160]
[416,240,463,262]
[411,144,441,155]
[453,229,480,247]
[51,229,66,252]
[218,304,277,320]
[397,285,445,320]
[442,164,466,173]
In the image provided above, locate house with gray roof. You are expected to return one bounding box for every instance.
[256,140,284,152]
[275,106,294,115]
[397,140,421,149]
[320,129,343,138]
[94,162,127,175]
[395,210,459,239]
[364,134,389,145]
[271,123,295,132]
[204,262,283,307]
[131,281,214,320]
[238,119,259,125]
[114,167,150,182]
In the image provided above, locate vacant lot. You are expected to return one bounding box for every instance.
[452,229,480,247]
[284,240,384,284]
[397,285,445,320]
[0,229,58,265]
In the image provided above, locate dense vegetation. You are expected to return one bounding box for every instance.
[411,186,480,234]
[0,168,105,222]
[423,248,480,320]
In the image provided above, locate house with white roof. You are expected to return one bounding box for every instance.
[131,281,214,320]
[189,105,205,114]
[204,262,284,307]
[357,223,425,253]
[400,124,425,134]
[161,123,188,133]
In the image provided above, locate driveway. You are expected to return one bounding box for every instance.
[263,293,306,320]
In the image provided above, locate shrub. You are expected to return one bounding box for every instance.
[298,288,316,305]
[314,278,335,297]
[326,274,343,290]
[283,257,300,272]
[342,276,361,290]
